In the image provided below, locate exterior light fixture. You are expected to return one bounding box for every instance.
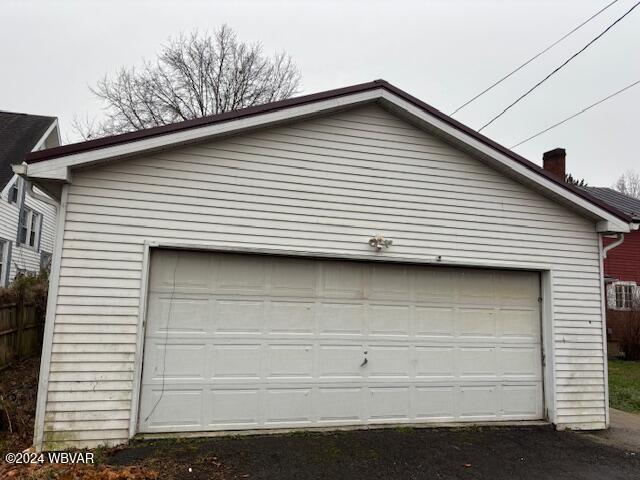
[368,234,392,251]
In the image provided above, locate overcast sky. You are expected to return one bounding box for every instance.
[2,0,638,185]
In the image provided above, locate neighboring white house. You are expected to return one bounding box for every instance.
[0,112,58,286]
[17,80,638,451]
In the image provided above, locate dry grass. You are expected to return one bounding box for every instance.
[0,356,40,455]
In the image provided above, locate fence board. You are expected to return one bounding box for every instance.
[0,302,43,369]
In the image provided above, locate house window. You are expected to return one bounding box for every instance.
[40,251,52,271]
[8,181,19,204]
[614,282,636,310]
[18,207,42,249]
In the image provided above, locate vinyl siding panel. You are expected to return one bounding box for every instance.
[0,177,56,284]
[0,186,20,285]
[42,104,606,448]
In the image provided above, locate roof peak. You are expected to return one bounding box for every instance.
[19,80,633,224]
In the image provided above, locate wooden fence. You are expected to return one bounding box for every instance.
[606,309,640,359]
[0,302,44,370]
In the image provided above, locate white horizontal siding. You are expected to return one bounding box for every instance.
[0,176,56,284]
[41,104,606,448]
[0,188,20,285]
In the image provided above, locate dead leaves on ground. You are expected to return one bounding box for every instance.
[0,462,159,480]
[0,356,40,453]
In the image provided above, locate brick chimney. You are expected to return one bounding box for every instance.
[542,148,566,181]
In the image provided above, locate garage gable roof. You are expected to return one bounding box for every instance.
[18,80,632,230]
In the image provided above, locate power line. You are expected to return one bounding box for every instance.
[450,0,620,116]
[477,0,640,132]
[510,79,640,148]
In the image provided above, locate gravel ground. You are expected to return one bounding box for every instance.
[107,425,640,480]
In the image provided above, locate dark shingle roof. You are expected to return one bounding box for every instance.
[582,187,640,221]
[0,111,56,188]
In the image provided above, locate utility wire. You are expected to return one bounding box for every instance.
[450,0,620,116]
[510,79,640,148]
[477,0,640,132]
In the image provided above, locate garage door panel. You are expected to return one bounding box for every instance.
[267,345,314,379]
[369,386,410,421]
[416,346,455,378]
[318,303,365,335]
[271,258,317,296]
[317,387,363,422]
[414,307,455,337]
[320,262,365,299]
[211,345,261,379]
[142,342,206,382]
[459,385,498,418]
[142,388,202,428]
[368,345,411,378]
[369,305,410,336]
[139,251,543,433]
[369,264,409,300]
[318,345,364,378]
[455,270,496,304]
[149,251,211,291]
[415,386,456,419]
[458,347,497,377]
[268,301,315,334]
[501,347,541,377]
[208,389,259,427]
[499,309,540,338]
[501,385,542,417]
[214,300,263,334]
[265,388,312,425]
[415,270,454,301]
[457,308,497,337]
[495,271,540,305]
[214,254,267,294]
[146,295,209,333]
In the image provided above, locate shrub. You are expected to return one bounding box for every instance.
[6,270,49,315]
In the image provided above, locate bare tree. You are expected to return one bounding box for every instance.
[74,25,301,139]
[565,173,587,187]
[613,170,640,199]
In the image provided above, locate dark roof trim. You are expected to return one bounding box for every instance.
[25,81,383,163]
[25,79,631,222]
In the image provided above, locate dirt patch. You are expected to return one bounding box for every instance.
[0,356,40,455]
[106,426,640,480]
[0,462,158,480]
[105,439,236,479]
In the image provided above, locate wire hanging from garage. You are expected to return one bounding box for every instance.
[144,251,181,422]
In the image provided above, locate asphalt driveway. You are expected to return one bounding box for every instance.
[107,425,640,480]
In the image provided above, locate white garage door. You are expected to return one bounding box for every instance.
[138,250,543,433]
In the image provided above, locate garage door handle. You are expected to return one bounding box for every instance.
[360,357,368,367]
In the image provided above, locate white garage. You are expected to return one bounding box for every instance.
[22,81,635,449]
[138,250,543,432]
